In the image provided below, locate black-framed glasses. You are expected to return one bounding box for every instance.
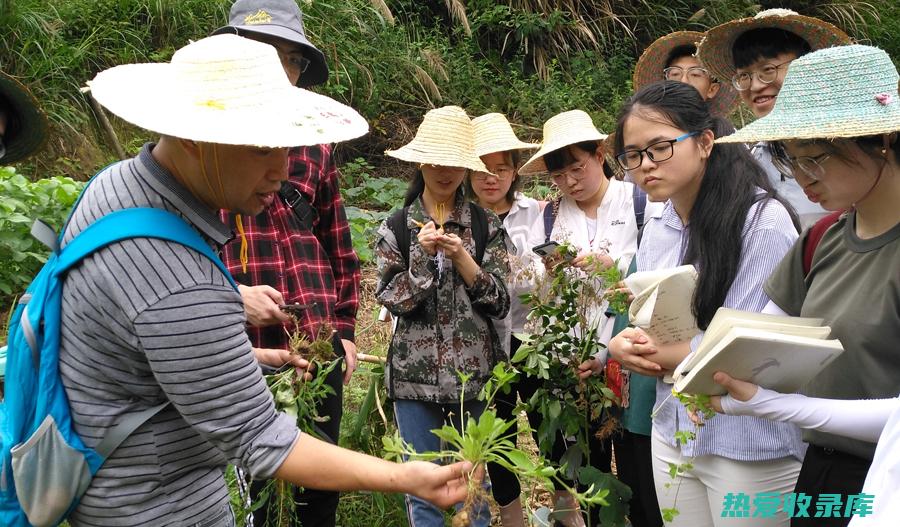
[616,131,699,170]
[731,60,792,91]
[549,157,590,184]
[771,152,831,181]
[663,66,711,82]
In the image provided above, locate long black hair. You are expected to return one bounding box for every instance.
[613,80,798,329]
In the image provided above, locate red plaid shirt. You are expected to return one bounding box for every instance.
[220,144,360,349]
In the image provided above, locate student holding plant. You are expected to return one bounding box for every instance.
[517,110,638,526]
[712,44,900,527]
[466,112,541,527]
[375,105,511,527]
[608,80,802,527]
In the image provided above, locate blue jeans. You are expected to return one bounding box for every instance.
[393,399,491,527]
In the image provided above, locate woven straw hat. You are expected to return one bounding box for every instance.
[717,45,900,144]
[87,34,367,147]
[519,110,607,175]
[385,106,489,172]
[633,31,740,117]
[0,70,48,164]
[471,113,537,157]
[698,9,851,84]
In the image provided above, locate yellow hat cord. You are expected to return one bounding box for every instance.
[234,214,249,273]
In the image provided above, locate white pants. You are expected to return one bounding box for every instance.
[651,431,801,527]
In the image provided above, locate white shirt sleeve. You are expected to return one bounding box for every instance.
[721,388,897,443]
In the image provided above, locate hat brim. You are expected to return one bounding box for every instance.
[385,144,489,173]
[519,130,608,175]
[717,105,900,144]
[213,24,328,87]
[0,72,48,164]
[633,31,740,117]
[474,140,539,158]
[698,14,851,84]
[88,63,367,147]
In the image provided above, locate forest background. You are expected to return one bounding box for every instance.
[1,0,897,523]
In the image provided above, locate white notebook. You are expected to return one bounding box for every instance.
[625,265,699,345]
[672,308,843,396]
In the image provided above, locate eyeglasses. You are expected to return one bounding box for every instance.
[616,131,699,170]
[278,51,311,73]
[549,158,590,184]
[771,152,831,181]
[731,60,792,91]
[472,166,515,181]
[663,66,711,82]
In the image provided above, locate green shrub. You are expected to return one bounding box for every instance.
[0,167,85,294]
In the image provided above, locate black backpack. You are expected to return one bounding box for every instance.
[386,201,490,265]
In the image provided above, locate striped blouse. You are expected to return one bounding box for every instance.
[59,144,298,526]
[639,197,806,461]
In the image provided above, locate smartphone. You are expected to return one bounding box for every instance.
[532,241,562,258]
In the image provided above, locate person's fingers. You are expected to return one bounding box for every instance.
[710,395,724,413]
[261,286,286,305]
[630,342,658,355]
[688,409,704,425]
[623,355,662,373]
[712,371,758,402]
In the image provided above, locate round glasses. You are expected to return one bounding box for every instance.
[549,158,590,185]
[472,166,515,181]
[731,60,792,91]
[663,66,710,82]
[616,131,699,171]
[771,153,831,181]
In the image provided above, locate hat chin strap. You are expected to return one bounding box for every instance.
[198,144,249,273]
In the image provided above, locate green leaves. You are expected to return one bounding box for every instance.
[0,167,85,295]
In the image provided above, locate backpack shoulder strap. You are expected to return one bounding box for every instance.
[387,206,411,264]
[632,183,647,231]
[802,210,843,276]
[55,207,237,290]
[542,198,559,243]
[468,202,489,265]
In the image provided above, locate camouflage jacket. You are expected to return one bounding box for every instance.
[376,193,511,403]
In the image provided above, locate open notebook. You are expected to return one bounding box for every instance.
[625,265,699,345]
[672,308,844,396]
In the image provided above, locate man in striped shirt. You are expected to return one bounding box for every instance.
[59,33,473,527]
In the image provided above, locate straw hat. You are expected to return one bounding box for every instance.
[518,110,607,175]
[633,31,740,117]
[0,70,48,165]
[471,113,537,158]
[698,9,851,85]
[385,106,489,172]
[717,45,900,144]
[87,34,368,148]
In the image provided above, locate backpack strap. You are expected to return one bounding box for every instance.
[94,402,170,458]
[802,211,843,276]
[542,198,559,243]
[632,183,647,231]
[387,206,411,264]
[468,202,489,265]
[54,208,237,289]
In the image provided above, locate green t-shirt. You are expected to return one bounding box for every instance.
[765,212,900,460]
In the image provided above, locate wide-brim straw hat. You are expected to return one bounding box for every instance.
[698,9,851,84]
[519,110,607,175]
[385,105,489,173]
[0,70,49,164]
[471,113,537,158]
[717,45,900,144]
[87,34,367,148]
[633,31,740,117]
